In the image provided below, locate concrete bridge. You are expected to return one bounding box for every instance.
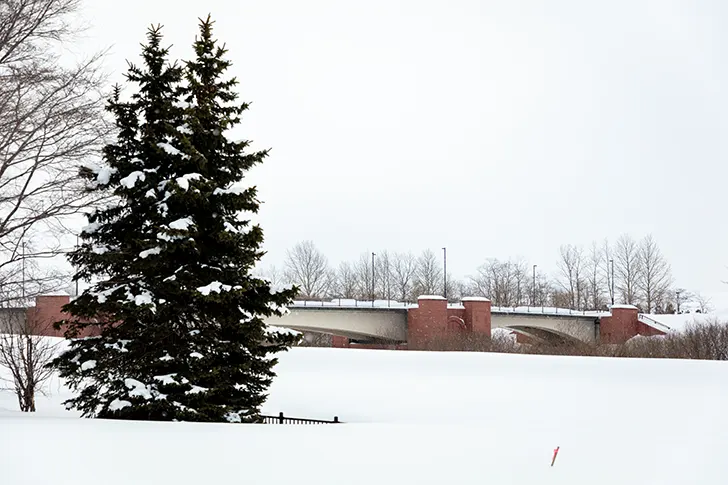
[13,294,661,350]
[264,297,614,347]
[271,306,409,342]
[492,312,600,344]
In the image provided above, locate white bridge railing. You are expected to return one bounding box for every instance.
[637,313,672,332]
[288,299,608,318]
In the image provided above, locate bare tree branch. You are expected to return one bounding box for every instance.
[613,234,641,307]
[585,241,606,310]
[413,249,442,297]
[390,252,417,302]
[637,234,672,313]
[0,306,59,412]
[283,241,332,299]
[556,244,584,310]
[0,0,111,306]
[333,261,358,299]
[468,258,529,307]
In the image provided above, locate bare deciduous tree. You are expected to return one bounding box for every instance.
[0,0,109,306]
[374,250,393,301]
[693,293,713,314]
[557,244,584,310]
[469,258,528,307]
[390,251,417,302]
[614,234,641,306]
[257,264,283,289]
[353,252,375,300]
[0,309,58,412]
[637,235,672,313]
[413,249,443,297]
[585,241,605,310]
[283,241,332,299]
[532,272,551,307]
[333,261,358,299]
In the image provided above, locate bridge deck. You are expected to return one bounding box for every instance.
[273,302,603,344]
[288,301,607,319]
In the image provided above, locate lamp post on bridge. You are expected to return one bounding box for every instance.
[676,289,682,314]
[442,247,447,301]
[609,259,615,305]
[371,252,375,307]
[532,264,537,306]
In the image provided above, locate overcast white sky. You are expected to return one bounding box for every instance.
[69,0,728,301]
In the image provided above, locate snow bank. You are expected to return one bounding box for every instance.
[3,346,728,484]
[642,311,728,333]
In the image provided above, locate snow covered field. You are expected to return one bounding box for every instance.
[2,346,728,484]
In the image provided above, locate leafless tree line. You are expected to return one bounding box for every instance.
[267,241,450,303]
[268,234,704,314]
[552,234,677,313]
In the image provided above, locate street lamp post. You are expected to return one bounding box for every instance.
[609,259,615,305]
[371,252,375,307]
[532,264,537,306]
[442,247,447,300]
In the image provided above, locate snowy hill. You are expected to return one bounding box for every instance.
[644,310,728,332]
[2,346,728,484]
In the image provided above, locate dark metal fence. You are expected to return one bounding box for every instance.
[259,412,341,424]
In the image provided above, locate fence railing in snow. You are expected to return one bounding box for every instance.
[259,412,341,424]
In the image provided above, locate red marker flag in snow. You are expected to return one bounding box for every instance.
[551,446,560,467]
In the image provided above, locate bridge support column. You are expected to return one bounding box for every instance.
[407,296,448,349]
[600,305,639,344]
[462,297,491,335]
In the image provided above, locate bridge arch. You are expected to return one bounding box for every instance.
[504,325,585,346]
[491,313,598,343]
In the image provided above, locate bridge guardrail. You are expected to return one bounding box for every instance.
[637,313,672,332]
[289,299,607,318]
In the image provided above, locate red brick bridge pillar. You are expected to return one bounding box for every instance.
[406,295,492,349]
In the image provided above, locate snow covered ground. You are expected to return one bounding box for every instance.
[644,310,728,332]
[2,346,728,484]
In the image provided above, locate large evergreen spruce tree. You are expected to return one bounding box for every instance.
[51,18,299,422]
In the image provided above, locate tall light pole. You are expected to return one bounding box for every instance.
[676,289,682,314]
[371,252,376,307]
[442,247,447,300]
[609,259,615,305]
[532,264,537,306]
